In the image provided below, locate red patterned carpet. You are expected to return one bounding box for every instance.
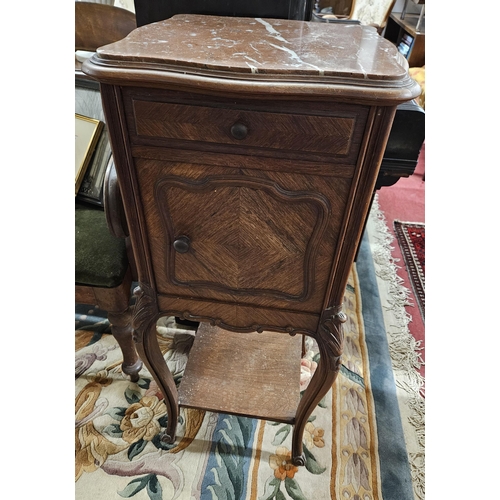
[376,144,425,381]
[394,221,425,321]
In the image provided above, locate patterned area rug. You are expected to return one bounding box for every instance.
[367,200,425,500]
[75,230,418,500]
[393,221,425,321]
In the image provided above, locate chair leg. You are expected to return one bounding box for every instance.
[89,268,142,381]
[108,308,143,382]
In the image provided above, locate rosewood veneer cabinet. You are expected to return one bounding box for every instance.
[83,14,420,465]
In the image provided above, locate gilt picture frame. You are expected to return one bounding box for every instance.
[75,113,103,195]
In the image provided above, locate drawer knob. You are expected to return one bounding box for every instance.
[173,236,190,253]
[230,122,248,140]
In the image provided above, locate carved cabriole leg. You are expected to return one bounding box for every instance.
[108,309,143,382]
[133,283,179,444]
[291,305,346,466]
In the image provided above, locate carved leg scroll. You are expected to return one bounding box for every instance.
[108,308,143,382]
[291,306,346,466]
[133,284,179,443]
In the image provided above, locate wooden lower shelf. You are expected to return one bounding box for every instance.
[178,322,303,423]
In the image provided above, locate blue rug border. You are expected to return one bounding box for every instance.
[357,229,414,500]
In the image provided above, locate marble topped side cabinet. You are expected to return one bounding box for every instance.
[83,14,420,465]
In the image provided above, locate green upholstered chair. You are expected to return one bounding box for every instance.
[75,161,142,382]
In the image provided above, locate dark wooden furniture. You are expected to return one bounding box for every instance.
[315,0,353,17]
[384,11,425,67]
[376,99,425,189]
[83,14,420,465]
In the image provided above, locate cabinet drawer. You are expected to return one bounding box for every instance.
[131,99,364,157]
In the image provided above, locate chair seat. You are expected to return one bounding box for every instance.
[75,204,128,288]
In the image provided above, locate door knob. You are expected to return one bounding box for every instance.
[173,236,190,253]
[230,122,248,140]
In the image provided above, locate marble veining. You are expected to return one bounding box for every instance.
[267,42,323,73]
[95,14,411,83]
[255,18,290,44]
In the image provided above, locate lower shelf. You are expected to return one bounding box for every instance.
[178,322,303,423]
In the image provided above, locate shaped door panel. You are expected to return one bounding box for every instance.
[135,159,352,313]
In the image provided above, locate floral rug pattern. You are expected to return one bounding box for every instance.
[76,268,383,500]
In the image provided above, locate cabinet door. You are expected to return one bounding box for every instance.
[135,159,353,314]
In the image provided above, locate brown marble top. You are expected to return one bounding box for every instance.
[98,15,409,80]
[84,15,420,102]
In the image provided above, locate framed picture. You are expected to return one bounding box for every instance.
[75,114,103,195]
[76,127,112,206]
